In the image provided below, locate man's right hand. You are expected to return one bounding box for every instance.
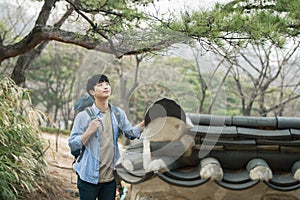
[87,118,102,133]
[81,118,102,145]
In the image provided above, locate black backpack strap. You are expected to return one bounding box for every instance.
[111,105,137,140]
[111,106,121,124]
[76,146,85,163]
[85,107,97,120]
[111,105,123,137]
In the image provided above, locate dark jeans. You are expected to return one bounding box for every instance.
[77,176,116,200]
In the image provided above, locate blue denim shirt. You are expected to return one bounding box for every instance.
[68,103,141,184]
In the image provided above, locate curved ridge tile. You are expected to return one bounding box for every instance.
[215,179,259,190]
[186,113,232,126]
[116,168,154,184]
[265,181,300,191]
[157,171,208,187]
[277,117,300,129]
[115,163,154,184]
[222,170,251,183]
[264,173,300,191]
[162,167,201,181]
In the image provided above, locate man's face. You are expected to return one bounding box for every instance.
[91,81,111,98]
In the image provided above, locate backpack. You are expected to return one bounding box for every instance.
[73,94,94,116]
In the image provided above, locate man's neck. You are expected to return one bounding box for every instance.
[95,98,109,113]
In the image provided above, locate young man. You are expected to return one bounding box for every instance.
[68,74,144,200]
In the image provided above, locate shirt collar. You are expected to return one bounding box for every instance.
[91,103,112,115]
[91,104,101,115]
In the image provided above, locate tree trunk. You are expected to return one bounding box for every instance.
[11,42,49,86]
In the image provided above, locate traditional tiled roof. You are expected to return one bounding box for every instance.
[116,98,300,192]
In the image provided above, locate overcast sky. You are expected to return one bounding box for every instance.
[0,0,232,19]
[147,0,231,14]
[157,0,231,9]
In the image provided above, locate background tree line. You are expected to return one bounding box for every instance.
[14,39,300,130]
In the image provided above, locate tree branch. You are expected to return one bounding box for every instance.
[1,24,179,63]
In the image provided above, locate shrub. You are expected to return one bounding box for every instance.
[0,77,47,200]
[39,126,70,135]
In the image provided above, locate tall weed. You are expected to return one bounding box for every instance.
[0,77,47,200]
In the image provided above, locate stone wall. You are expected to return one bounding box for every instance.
[129,177,300,200]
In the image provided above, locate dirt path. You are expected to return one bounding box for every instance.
[41,132,130,200]
[42,132,78,199]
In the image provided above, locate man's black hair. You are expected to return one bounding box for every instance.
[86,74,110,94]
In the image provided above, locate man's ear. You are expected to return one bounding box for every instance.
[89,89,95,96]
